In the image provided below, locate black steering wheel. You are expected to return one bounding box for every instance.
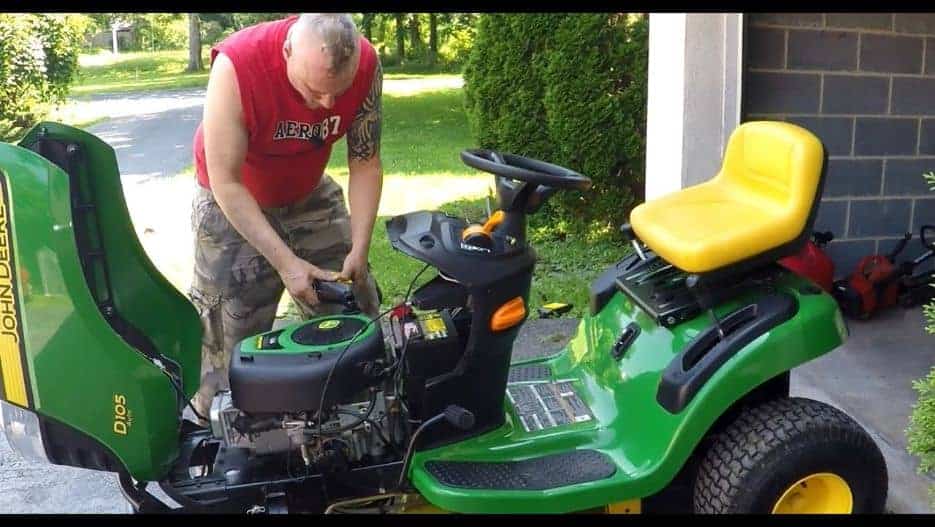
[460,149,592,191]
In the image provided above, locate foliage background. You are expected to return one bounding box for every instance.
[0,14,85,141]
[462,13,649,231]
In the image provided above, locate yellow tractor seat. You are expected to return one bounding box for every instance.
[630,121,826,275]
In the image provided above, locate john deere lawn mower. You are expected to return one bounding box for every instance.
[0,120,888,514]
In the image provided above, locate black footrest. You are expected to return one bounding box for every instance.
[425,450,616,491]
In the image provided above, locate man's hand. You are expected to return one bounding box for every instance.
[279,256,339,307]
[338,248,369,284]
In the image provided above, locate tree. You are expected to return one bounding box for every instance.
[394,13,406,60]
[408,13,423,58]
[361,12,375,41]
[429,13,438,66]
[187,14,203,72]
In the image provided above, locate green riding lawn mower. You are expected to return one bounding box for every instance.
[0,120,888,514]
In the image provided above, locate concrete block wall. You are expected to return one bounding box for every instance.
[743,13,935,276]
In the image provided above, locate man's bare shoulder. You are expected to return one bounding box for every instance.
[205,53,243,122]
[208,53,237,91]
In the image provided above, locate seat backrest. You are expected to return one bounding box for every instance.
[717,121,824,226]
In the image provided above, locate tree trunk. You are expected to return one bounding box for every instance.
[361,13,374,41]
[395,13,406,60]
[408,14,422,56]
[429,13,438,66]
[187,14,203,73]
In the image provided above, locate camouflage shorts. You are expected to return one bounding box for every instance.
[188,175,381,420]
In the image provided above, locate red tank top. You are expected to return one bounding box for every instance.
[193,16,377,207]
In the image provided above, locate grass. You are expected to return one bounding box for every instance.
[68,49,465,98]
[70,49,210,97]
[366,197,628,318]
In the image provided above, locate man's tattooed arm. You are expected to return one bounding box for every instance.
[347,59,383,161]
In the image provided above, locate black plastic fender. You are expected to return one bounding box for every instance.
[656,293,798,414]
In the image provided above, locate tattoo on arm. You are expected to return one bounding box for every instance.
[348,59,383,161]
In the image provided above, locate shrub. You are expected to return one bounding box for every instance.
[34,14,83,100]
[907,170,935,507]
[437,20,475,67]
[463,13,648,230]
[908,354,935,507]
[133,14,188,51]
[0,14,84,141]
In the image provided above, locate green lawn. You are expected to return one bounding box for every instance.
[69,48,465,98]
[70,50,210,97]
[366,196,628,318]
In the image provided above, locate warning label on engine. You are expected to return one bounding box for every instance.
[506,381,593,433]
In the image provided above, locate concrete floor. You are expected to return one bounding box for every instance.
[791,306,935,514]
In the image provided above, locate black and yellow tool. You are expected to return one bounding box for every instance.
[538,302,573,318]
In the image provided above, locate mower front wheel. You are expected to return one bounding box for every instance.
[692,397,887,514]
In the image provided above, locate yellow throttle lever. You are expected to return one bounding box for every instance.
[462,210,505,250]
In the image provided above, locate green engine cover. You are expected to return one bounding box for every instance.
[240,314,377,356]
[0,123,201,481]
[229,313,384,414]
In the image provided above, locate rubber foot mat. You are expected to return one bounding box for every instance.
[424,449,616,491]
[507,364,551,383]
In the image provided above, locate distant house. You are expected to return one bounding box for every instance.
[88,21,134,52]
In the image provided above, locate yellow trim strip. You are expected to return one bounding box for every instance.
[0,338,27,407]
[606,499,641,514]
[0,181,27,407]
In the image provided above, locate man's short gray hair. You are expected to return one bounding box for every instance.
[292,13,360,75]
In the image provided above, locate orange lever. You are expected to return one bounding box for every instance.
[482,210,505,234]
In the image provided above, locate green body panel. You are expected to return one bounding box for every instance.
[0,123,201,480]
[241,314,376,356]
[410,273,847,513]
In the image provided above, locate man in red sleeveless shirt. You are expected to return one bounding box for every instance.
[188,14,383,423]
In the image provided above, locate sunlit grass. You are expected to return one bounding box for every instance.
[70,49,209,96]
[69,49,462,98]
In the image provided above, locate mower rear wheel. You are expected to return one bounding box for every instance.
[692,397,887,514]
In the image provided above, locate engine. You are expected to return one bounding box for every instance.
[209,391,394,464]
[205,307,464,469]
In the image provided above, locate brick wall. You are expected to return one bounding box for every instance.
[743,13,935,276]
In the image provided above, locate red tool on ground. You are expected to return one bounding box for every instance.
[778,231,835,293]
[832,226,935,320]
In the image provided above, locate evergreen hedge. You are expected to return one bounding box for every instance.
[463,14,648,230]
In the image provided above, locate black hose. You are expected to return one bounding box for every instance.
[315,263,432,439]
[158,354,209,424]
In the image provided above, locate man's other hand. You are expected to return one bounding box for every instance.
[280,256,338,306]
[339,249,369,284]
